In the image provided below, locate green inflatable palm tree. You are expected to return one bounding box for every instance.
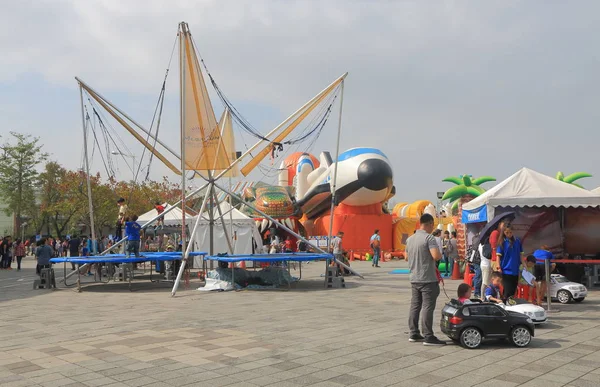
[442,175,496,202]
[442,175,496,213]
[556,171,592,189]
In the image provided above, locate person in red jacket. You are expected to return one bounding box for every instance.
[490,219,510,271]
[154,202,165,230]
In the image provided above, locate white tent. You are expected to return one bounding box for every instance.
[191,201,262,266]
[592,187,600,194]
[137,203,193,227]
[462,168,600,223]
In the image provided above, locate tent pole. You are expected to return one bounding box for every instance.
[79,84,97,255]
[178,22,188,296]
[327,79,345,272]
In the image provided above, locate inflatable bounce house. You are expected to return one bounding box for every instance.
[241,148,395,252]
[391,201,455,254]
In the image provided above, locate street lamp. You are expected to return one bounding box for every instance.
[111,150,137,180]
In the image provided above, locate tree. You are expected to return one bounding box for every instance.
[556,171,592,189]
[0,132,48,233]
[37,162,89,238]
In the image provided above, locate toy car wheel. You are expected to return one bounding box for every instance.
[460,327,482,349]
[510,326,531,347]
[557,289,572,304]
[574,298,585,303]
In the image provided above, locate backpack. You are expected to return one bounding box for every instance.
[371,238,380,249]
[468,244,481,265]
[481,242,492,259]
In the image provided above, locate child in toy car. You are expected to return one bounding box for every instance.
[440,297,535,349]
[484,271,503,303]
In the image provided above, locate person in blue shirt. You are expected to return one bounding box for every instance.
[532,245,556,304]
[125,215,142,258]
[484,271,503,303]
[496,226,524,300]
[370,230,381,268]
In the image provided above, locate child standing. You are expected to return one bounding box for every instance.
[115,198,128,240]
[154,202,165,230]
[81,237,93,276]
[125,215,142,258]
[484,272,504,304]
[518,255,537,303]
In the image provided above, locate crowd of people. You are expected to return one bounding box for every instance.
[406,213,559,346]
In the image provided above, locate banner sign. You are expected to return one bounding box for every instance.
[462,205,488,224]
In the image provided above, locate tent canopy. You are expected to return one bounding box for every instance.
[462,168,600,223]
[191,201,262,261]
[592,187,600,194]
[137,203,193,226]
[199,201,251,221]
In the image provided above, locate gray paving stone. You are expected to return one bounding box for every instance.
[328,374,365,385]
[0,261,599,387]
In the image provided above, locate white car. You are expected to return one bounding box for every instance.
[550,274,587,304]
[500,299,547,325]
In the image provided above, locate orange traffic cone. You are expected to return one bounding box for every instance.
[451,259,461,280]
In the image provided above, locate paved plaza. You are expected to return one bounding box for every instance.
[0,258,599,387]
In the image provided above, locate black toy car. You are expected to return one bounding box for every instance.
[440,299,535,349]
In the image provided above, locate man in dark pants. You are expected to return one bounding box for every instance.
[68,235,81,270]
[406,214,445,346]
[0,235,12,269]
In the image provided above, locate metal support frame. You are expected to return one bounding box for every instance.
[212,181,362,278]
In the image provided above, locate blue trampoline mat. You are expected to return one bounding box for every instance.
[50,252,207,265]
[204,253,333,263]
[389,269,411,274]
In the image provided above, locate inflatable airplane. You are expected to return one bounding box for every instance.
[294,147,395,219]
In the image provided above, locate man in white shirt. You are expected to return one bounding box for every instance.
[331,232,343,265]
[432,230,443,260]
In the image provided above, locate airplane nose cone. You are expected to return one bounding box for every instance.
[357,158,393,191]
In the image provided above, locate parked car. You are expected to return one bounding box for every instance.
[500,298,547,324]
[441,300,535,349]
[549,274,587,304]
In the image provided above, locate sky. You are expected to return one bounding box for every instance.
[2,0,600,204]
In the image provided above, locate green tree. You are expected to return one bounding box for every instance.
[555,171,592,189]
[38,162,88,238]
[0,132,48,233]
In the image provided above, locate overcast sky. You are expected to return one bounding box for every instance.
[2,0,600,203]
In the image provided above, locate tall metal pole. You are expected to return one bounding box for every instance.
[211,183,234,254]
[545,258,552,312]
[179,22,187,273]
[327,81,345,257]
[79,85,97,254]
[172,182,212,296]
